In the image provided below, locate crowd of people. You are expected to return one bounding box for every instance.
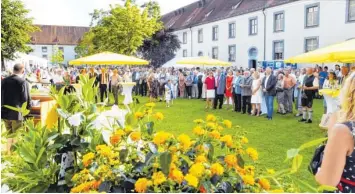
[2,62,355,192]
[22,64,353,123]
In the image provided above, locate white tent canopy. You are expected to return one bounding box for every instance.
[5,52,48,71]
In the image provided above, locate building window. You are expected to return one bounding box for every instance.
[228,45,236,62]
[183,49,187,57]
[212,26,218,41]
[249,17,258,35]
[212,47,218,59]
[183,32,187,44]
[274,12,284,32]
[229,22,236,38]
[305,37,319,52]
[347,0,355,22]
[42,54,47,59]
[273,40,284,60]
[42,46,47,53]
[59,47,64,52]
[198,29,203,43]
[305,3,320,28]
[198,51,203,56]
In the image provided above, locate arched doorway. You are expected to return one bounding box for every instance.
[248,47,258,69]
[198,51,203,56]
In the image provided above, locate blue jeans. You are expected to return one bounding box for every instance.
[265,95,274,119]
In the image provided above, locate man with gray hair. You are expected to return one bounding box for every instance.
[240,71,253,114]
[1,63,31,154]
[262,67,277,120]
[214,69,226,109]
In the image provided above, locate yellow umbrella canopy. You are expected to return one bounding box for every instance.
[176,57,231,66]
[284,39,355,64]
[69,52,149,65]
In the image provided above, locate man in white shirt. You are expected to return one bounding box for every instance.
[295,68,306,116]
[299,68,319,123]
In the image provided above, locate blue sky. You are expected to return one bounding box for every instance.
[22,0,195,26]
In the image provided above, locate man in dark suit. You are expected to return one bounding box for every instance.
[98,68,109,102]
[262,67,277,120]
[214,69,226,109]
[1,63,31,153]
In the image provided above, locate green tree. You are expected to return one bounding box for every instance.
[50,46,64,66]
[75,0,162,57]
[1,0,39,70]
[74,31,96,58]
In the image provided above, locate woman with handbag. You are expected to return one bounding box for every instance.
[315,72,355,193]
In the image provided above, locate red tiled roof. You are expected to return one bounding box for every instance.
[162,0,299,31]
[30,25,90,45]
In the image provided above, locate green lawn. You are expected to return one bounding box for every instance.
[131,96,326,189]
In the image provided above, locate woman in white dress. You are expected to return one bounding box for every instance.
[251,71,262,116]
[201,70,207,99]
[171,70,179,100]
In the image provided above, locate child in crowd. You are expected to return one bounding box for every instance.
[165,79,173,107]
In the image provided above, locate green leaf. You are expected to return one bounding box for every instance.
[146,122,154,135]
[119,149,129,162]
[18,145,37,164]
[28,183,50,193]
[206,143,214,161]
[159,152,172,177]
[317,185,337,192]
[202,181,213,193]
[56,109,69,119]
[35,147,46,166]
[291,154,303,173]
[21,102,28,112]
[286,148,299,159]
[3,105,20,112]
[299,137,327,151]
[180,155,193,166]
[293,178,318,192]
[237,154,244,168]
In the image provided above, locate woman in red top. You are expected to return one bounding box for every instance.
[225,70,234,110]
[204,71,215,109]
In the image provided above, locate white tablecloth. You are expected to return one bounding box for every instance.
[121,85,134,105]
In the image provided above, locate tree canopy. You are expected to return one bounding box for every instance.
[1,0,39,67]
[138,29,180,68]
[75,0,163,58]
[50,46,64,66]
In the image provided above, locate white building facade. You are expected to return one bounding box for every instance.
[165,0,355,68]
[28,25,89,66]
[29,44,77,65]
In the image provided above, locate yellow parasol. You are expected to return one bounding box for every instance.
[69,51,149,65]
[176,57,231,66]
[284,39,355,64]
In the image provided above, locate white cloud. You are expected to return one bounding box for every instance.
[22,0,195,26]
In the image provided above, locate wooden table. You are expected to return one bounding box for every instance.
[30,93,58,128]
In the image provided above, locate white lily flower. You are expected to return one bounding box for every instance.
[102,129,113,146]
[1,184,12,193]
[92,105,128,131]
[67,113,82,127]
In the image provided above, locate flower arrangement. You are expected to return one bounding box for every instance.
[69,110,286,193]
[1,75,333,193]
